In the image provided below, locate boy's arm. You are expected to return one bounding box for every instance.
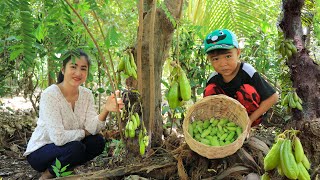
[249,93,278,124]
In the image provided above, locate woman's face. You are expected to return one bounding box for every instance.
[62,56,88,87]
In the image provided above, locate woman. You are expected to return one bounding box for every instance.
[24,50,124,179]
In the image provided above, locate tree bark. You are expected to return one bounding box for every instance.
[280,0,320,170]
[135,0,183,147]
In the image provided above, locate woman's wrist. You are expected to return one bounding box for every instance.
[98,109,109,121]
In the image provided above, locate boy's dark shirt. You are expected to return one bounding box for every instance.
[206,62,275,101]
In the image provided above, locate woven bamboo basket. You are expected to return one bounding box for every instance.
[183,94,250,159]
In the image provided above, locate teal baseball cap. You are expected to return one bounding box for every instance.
[204,29,239,53]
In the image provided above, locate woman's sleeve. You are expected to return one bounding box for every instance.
[39,93,85,146]
[83,92,105,135]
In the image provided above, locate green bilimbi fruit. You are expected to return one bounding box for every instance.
[139,141,145,155]
[282,93,289,106]
[124,56,133,76]
[302,154,311,170]
[167,81,179,109]
[287,41,297,54]
[291,44,298,54]
[131,115,137,130]
[178,69,191,101]
[294,136,304,163]
[261,173,270,180]
[286,48,292,58]
[117,58,125,72]
[128,120,134,131]
[280,139,298,179]
[264,138,284,171]
[129,129,135,138]
[293,92,299,102]
[296,102,303,111]
[130,52,137,70]
[288,93,297,108]
[277,165,284,176]
[134,113,140,127]
[297,162,311,180]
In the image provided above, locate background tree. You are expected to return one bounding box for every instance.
[279,0,320,167]
[133,0,183,147]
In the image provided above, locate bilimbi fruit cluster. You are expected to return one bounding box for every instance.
[282,91,303,111]
[167,65,191,109]
[188,118,242,146]
[124,112,149,156]
[117,52,137,79]
[262,130,311,180]
[278,38,298,58]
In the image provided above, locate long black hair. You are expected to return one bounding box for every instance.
[57,49,91,84]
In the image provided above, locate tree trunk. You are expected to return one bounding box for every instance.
[135,0,183,147]
[47,58,55,86]
[280,0,320,170]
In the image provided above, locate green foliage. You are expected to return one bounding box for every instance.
[0,0,138,100]
[187,0,274,38]
[160,2,176,27]
[20,0,35,67]
[51,158,73,177]
[1,0,319,122]
[313,0,320,39]
[104,139,125,157]
[105,25,121,48]
[173,26,208,97]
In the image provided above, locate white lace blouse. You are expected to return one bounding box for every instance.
[24,84,106,156]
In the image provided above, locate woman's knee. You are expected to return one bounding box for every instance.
[27,155,47,172]
[65,141,86,158]
[83,134,105,155]
[94,134,106,149]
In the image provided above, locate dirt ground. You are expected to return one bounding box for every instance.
[0,96,282,180]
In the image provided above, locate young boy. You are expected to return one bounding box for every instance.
[203,29,278,127]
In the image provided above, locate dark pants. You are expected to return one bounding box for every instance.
[204,83,262,126]
[27,134,105,176]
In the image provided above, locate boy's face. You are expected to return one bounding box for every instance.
[207,48,241,79]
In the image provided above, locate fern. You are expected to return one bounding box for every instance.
[20,0,35,67]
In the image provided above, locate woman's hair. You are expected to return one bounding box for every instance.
[57,49,91,84]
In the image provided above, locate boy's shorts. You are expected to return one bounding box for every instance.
[204,83,262,127]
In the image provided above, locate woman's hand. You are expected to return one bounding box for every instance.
[104,90,124,112]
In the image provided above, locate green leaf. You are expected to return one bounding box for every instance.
[55,158,61,169]
[61,171,73,177]
[60,164,70,172]
[9,49,23,60]
[51,165,60,177]
[197,87,204,95]
[105,26,120,48]
[97,87,105,93]
[161,106,170,115]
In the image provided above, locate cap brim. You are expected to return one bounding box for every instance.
[205,45,235,53]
